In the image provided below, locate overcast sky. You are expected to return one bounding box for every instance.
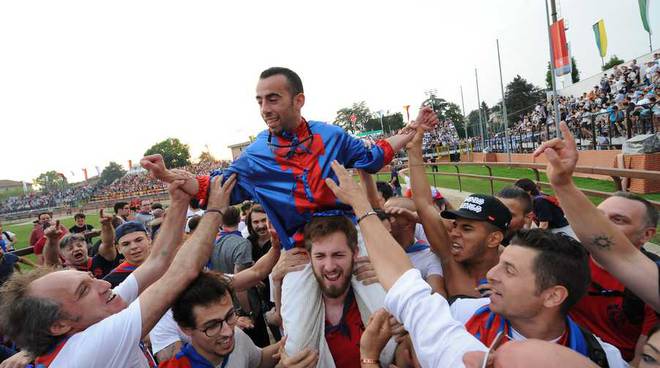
[1,0,657,184]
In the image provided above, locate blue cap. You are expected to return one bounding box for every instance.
[115,221,147,243]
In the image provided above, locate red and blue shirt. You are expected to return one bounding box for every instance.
[197,120,394,250]
[159,343,228,368]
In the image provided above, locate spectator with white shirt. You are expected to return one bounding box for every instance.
[383,196,446,296]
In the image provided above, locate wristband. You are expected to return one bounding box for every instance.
[357,211,377,224]
[360,358,380,365]
[205,208,224,217]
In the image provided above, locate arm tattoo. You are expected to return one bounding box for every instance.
[591,234,613,250]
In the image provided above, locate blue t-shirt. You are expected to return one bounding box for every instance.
[0,253,19,285]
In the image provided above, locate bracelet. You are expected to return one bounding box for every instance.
[357,210,377,224]
[360,358,380,365]
[205,208,224,217]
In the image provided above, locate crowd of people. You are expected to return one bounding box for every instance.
[0,67,658,368]
[474,53,660,153]
[0,183,98,215]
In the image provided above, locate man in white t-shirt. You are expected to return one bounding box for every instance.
[159,271,281,368]
[0,167,236,368]
[383,197,445,295]
[450,229,627,368]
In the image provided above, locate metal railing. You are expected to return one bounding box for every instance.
[464,108,657,154]
[399,162,660,209]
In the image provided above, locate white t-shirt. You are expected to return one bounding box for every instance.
[450,298,628,368]
[49,274,150,368]
[149,309,190,355]
[222,327,263,368]
[407,248,443,278]
[384,269,487,368]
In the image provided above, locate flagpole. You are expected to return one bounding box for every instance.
[460,85,470,160]
[544,0,561,138]
[475,68,485,149]
[650,32,653,53]
[496,39,512,162]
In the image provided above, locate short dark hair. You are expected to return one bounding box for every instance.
[171,271,232,329]
[259,67,304,96]
[376,181,394,201]
[37,212,52,220]
[59,233,86,250]
[222,206,241,228]
[0,267,72,356]
[497,187,533,214]
[611,191,658,229]
[114,202,128,214]
[74,213,86,220]
[514,178,540,196]
[303,216,357,253]
[187,215,201,233]
[151,202,163,210]
[246,204,267,238]
[510,229,590,315]
[240,201,253,216]
[189,198,200,210]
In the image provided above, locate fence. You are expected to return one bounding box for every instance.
[399,162,660,209]
[464,108,657,154]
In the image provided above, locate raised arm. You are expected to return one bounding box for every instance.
[534,122,659,311]
[232,227,281,292]
[131,180,191,293]
[385,106,440,152]
[326,161,412,290]
[97,209,117,262]
[42,221,63,267]
[357,169,383,209]
[138,175,236,337]
[406,129,476,297]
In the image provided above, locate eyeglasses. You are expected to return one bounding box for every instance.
[198,309,237,338]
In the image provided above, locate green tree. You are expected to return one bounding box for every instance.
[334,101,371,133]
[364,112,405,134]
[198,151,217,163]
[546,57,580,88]
[144,138,191,169]
[602,55,624,71]
[99,162,127,186]
[505,75,544,124]
[421,94,467,138]
[34,171,67,192]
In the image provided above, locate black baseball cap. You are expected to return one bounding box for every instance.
[441,194,511,232]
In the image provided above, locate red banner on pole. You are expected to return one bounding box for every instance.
[550,19,571,76]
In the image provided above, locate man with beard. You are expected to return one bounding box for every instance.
[43,210,119,279]
[405,127,511,299]
[245,204,281,341]
[300,216,399,368]
[103,221,154,288]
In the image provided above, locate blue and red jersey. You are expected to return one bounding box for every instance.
[103,261,138,288]
[196,119,394,250]
[159,343,227,368]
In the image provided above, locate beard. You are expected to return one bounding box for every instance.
[313,260,354,299]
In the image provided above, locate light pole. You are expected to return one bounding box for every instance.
[497,39,512,162]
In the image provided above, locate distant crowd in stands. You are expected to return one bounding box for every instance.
[0,160,229,215]
[474,53,660,152]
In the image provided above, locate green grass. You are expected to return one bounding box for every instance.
[4,211,106,265]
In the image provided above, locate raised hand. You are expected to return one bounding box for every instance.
[272,248,310,283]
[167,179,192,203]
[353,256,379,285]
[44,220,63,240]
[275,336,319,368]
[141,154,170,182]
[411,106,440,131]
[206,174,237,210]
[532,122,578,187]
[360,309,394,361]
[325,161,370,210]
[99,208,113,226]
[384,206,420,224]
